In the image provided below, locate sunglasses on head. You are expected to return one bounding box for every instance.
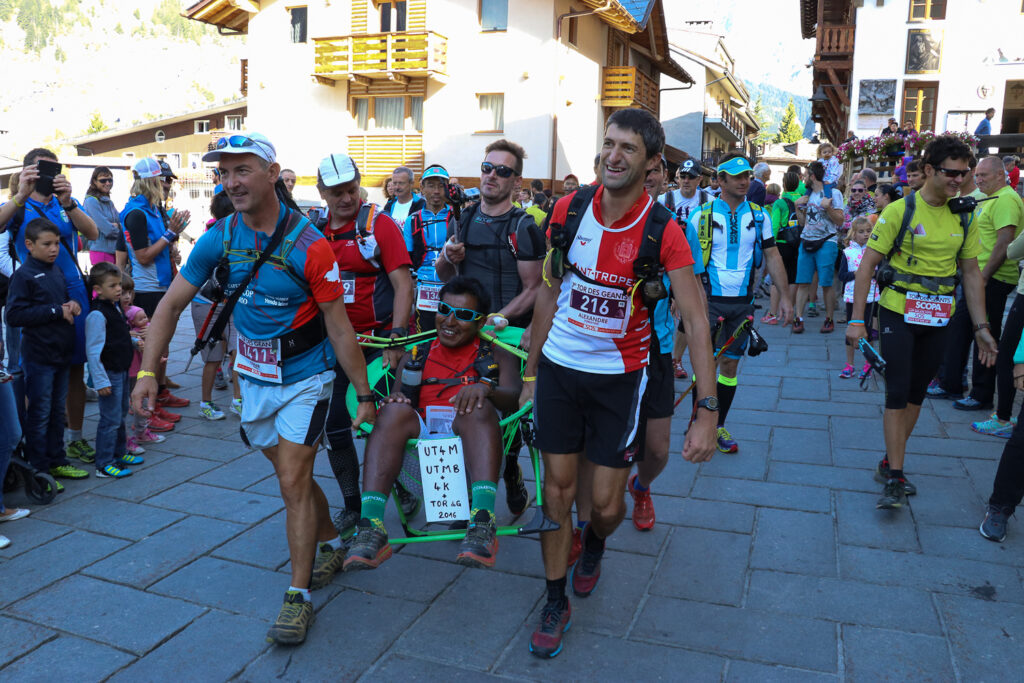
[217,135,273,158]
[936,167,968,179]
[481,162,516,178]
[437,301,483,322]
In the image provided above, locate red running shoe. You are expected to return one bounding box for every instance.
[567,527,582,569]
[153,406,181,423]
[529,599,572,659]
[571,525,603,597]
[628,474,655,531]
[672,360,688,380]
[157,390,190,408]
[147,415,175,432]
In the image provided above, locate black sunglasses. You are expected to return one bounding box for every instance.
[437,301,483,322]
[481,162,516,178]
[97,178,113,184]
[936,167,968,179]
[850,188,865,193]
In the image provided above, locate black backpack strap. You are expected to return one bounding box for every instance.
[891,191,916,258]
[551,186,599,254]
[409,211,426,269]
[637,200,673,264]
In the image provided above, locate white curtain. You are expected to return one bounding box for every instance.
[478,94,504,132]
[354,98,369,130]
[411,96,423,131]
[375,97,405,130]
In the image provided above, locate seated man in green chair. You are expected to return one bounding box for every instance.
[344,276,523,571]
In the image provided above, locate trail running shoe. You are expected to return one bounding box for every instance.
[716,426,738,454]
[136,429,166,444]
[953,396,993,412]
[126,438,145,456]
[47,480,65,495]
[504,458,529,516]
[395,483,420,518]
[310,542,345,590]
[199,401,226,421]
[628,474,655,531]
[332,508,359,540]
[926,384,962,399]
[980,504,1011,543]
[153,406,181,423]
[457,510,499,568]
[230,398,243,417]
[873,458,916,496]
[147,415,175,432]
[672,360,688,379]
[529,599,572,658]
[792,318,805,334]
[571,527,603,597]
[821,318,835,333]
[157,389,190,408]
[876,478,907,509]
[96,464,132,478]
[343,519,392,572]
[66,439,96,464]
[214,368,228,390]
[266,590,314,645]
[972,416,1015,439]
[49,464,89,480]
[859,362,873,380]
[761,312,779,325]
[839,364,855,379]
[567,527,582,569]
[118,453,144,466]
[807,303,819,317]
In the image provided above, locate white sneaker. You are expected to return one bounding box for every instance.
[0,535,9,549]
[199,401,226,421]
[126,438,146,456]
[230,398,242,417]
[136,429,166,444]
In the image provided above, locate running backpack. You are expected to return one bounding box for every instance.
[697,200,767,269]
[408,209,456,269]
[776,198,801,245]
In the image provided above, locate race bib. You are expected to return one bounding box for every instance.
[234,334,283,383]
[424,405,456,435]
[416,281,443,312]
[904,292,953,327]
[342,278,355,304]
[418,436,470,522]
[567,279,630,338]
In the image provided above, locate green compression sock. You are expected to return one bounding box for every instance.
[360,491,388,526]
[470,480,497,518]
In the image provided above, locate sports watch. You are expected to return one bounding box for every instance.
[696,396,720,412]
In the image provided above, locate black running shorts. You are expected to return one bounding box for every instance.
[708,299,754,359]
[879,306,949,409]
[643,351,675,420]
[533,355,647,468]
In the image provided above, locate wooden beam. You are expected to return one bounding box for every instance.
[813,58,853,71]
[826,67,850,106]
[313,75,336,87]
[387,73,409,85]
[348,74,372,86]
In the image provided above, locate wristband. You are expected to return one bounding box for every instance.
[523,376,537,382]
[137,370,156,380]
[356,394,376,403]
[974,322,992,332]
[848,322,865,327]
[63,204,76,212]
[162,230,177,242]
[848,319,864,325]
[12,196,24,207]
[388,327,408,337]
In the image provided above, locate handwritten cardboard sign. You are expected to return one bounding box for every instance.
[417,436,470,522]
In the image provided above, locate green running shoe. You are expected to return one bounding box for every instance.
[67,439,96,464]
[310,542,345,590]
[266,591,314,645]
[49,464,89,479]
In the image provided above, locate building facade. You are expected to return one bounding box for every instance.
[804,0,1024,143]
[184,0,690,193]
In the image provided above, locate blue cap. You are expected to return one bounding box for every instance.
[465,187,481,198]
[717,156,753,176]
[422,165,450,182]
[133,158,163,179]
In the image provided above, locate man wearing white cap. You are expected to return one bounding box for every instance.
[133,133,376,645]
[314,152,415,539]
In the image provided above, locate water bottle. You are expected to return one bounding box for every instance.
[400,345,424,408]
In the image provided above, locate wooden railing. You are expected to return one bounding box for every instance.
[601,67,659,114]
[347,134,424,187]
[240,58,248,96]
[314,31,448,80]
[704,101,743,140]
[817,24,855,57]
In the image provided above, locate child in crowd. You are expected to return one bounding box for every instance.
[820,143,842,195]
[85,263,143,478]
[5,218,87,485]
[121,275,166,450]
[838,217,879,379]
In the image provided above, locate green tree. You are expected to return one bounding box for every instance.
[0,0,15,20]
[751,95,773,145]
[773,98,804,144]
[85,110,105,134]
[132,7,139,19]
[54,44,65,61]
[114,21,122,33]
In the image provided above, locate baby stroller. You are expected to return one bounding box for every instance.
[0,370,57,505]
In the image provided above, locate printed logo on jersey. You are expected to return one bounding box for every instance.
[912,223,927,236]
[614,239,638,264]
[324,261,341,283]
[578,235,592,246]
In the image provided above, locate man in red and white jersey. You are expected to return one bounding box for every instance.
[521,108,717,659]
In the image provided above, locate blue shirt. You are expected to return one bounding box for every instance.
[403,205,451,282]
[180,204,344,385]
[2,195,87,308]
[687,198,774,300]
[651,209,704,353]
[975,118,992,136]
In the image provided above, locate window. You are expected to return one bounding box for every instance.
[226,115,243,131]
[354,98,370,131]
[480,0,507,31]
[476,93,504,132]
[902,82,938,133]
[154,129,166,143]
[379,1,406,32]
[188,152,202,169]
[194,120,210,134]
[909,0,946,21]
[568,16,579,46]
[167,153,181,168]
[290,6,307,43]
[375,97,406,130]
[411,96,423,132]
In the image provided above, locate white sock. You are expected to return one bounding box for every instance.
[68,429,83,442]
[288,586,311,603]
[322,536,342,552]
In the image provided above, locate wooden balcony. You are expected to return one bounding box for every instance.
[816,24,854,58]
[704,102,743,143]
[240,58,248,96]
[601,67,659,115]
[347,134,423,187]
[313,31,448,84]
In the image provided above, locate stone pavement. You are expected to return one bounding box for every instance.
[1,314,1022,682]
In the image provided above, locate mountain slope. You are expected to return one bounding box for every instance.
[744,79,812,137]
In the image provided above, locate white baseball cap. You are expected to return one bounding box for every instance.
[202,132,277,164]
[318,153,359,187]
[133,158,163,179]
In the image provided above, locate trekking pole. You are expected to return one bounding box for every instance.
[858,338,886,390]
[674,316,751,409]
[184,299,221,373]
